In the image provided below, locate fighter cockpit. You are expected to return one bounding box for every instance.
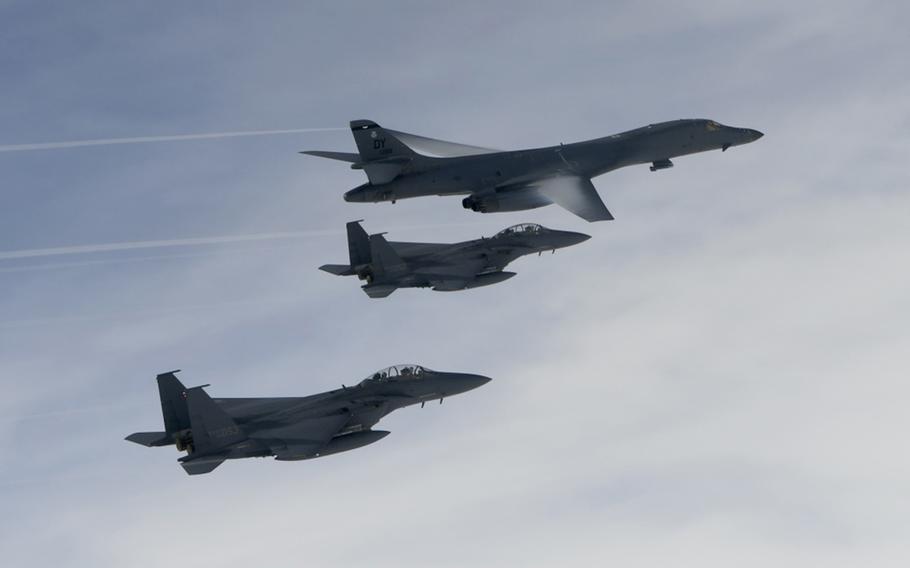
[495,223,545,238]
[359,364,429,386]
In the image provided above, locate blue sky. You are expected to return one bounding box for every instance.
[1,2,909,566]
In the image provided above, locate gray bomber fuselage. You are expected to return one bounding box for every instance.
[343,119,763,204]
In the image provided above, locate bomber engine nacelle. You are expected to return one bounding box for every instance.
[462,191,550,213]
[649,159,674,172]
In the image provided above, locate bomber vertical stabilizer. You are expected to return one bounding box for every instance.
[349,120,416,184]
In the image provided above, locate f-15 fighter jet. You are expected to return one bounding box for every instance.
[320,220,590,298]
[126,367,490,475]
[303,118,762,222]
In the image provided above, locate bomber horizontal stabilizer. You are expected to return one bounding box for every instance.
[299,150,361,163]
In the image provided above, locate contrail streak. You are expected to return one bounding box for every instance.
[0,127,344,152]
[0,230,334,260]
[0,222,483,261]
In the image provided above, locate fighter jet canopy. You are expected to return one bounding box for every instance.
[360,364,429,385]
[495,223,544,237]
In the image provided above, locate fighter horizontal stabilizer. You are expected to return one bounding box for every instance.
[363,284,398,298]
[125,431,171,447]
[319,264,355,276]
[536,176,614,222]
[299,150,361,163]
[179,455,226,475]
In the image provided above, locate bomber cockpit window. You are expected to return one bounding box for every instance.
[706,120,721,132]
[360,364,427,385]
[496,223,544,237]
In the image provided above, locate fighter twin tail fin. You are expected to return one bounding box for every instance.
[126,371,250,475]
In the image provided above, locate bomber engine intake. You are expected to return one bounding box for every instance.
[462,191,550,213]
[649,159,674,172]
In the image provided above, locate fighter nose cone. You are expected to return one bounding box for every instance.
[567,231,592,245]
[551,230,591,249]
[458,373,492,392]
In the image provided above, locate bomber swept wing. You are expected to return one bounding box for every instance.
[383,129,500,157]
[532,176,614,222]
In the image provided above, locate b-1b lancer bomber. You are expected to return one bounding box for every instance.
[320,221,590,298]
[304,118,762,222]
[126,367,491,475]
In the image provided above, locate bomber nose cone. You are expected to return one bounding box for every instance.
[747,129,764,141]
[343,189,361,202]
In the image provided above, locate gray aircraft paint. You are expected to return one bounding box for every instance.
[126,367,491,475]
[303,118,763,222]
[320,221,590,298]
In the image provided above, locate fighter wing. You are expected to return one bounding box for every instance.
[419,262,492,292]
[534,176,614,222]
[415,256,489,281]
[385,129,500,157]
[255,412,352,460]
